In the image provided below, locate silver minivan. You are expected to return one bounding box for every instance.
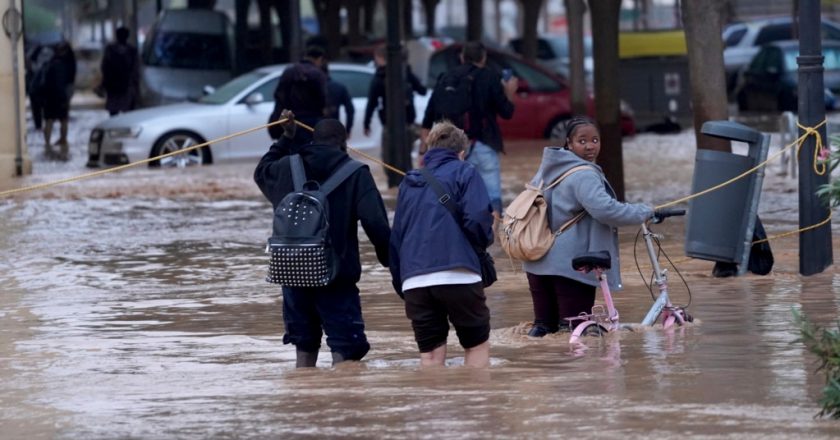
[140,9,234,107]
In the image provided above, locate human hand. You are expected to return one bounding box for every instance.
[503,77,519,100]
[279,109,296,139]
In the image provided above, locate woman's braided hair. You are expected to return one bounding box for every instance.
[563,116,598,148]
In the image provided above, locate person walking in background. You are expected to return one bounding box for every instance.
[389,121,494,368]
[323,60,355,137]
[266,56,326,144]
[363,45,427,188]
[254,117,391,367]
[25,43,53,131]
[422,41,517,219]
[523,117,654,337]
[42,41,76,161]
[100,26,140,116]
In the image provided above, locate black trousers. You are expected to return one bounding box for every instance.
[526,273,596,331]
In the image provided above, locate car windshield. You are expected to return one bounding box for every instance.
[199,72,267,104]
[783,46,840,72]
[143,31,231,70]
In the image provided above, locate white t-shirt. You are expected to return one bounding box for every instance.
[402,268,482,292]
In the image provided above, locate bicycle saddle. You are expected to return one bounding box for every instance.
[572,251,611,271]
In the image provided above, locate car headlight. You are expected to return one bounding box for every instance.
[89,128,103,142]
[107,127,142,138]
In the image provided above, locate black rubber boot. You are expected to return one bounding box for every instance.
[331,351,346,366]
[295,350,318,368]
[528,324,551,337]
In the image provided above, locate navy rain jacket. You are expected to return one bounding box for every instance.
[389,148,494,294]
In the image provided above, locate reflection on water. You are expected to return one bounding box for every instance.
[1,140,840,438]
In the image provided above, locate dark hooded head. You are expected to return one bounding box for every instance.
[313,119,347,151]
[275,62,327,118]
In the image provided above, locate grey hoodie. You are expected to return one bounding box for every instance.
[522,147,654,289]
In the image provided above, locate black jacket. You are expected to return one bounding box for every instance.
[423,64,515,153]
[325,78,354,133]
[363,65,427,130]
[254,140,391,284]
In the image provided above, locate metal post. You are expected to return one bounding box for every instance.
[4,0,23,176]
[384,0,408,188]
[797,0,833,275]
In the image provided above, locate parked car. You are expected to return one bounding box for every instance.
[508,35,593,81]
[723,17,840,95]
[734,40,840,112]
[87,63,429,167]
[426,44,635,140]
[140,9,235,107]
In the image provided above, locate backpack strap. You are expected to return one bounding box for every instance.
[419,167,485,255]
[541,165,596,235]
[319,159,365,195]
[543,165,594,191]
[289,154,306,191]
[419,167,458,216]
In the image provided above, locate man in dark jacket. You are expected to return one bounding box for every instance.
[254,116,391,368]
[101,27,140,116]
[422,41,517,217]
[390,121,494,368]
[42,41,76,161]
[266,49,327,141]
[363,45,427,188]
[323,61,355,135]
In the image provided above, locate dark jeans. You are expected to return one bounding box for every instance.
[281,282,370,360]
[526,273,595,332]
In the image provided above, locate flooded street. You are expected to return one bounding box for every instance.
[2,129,840,438]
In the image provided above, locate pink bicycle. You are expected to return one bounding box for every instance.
[566,208,692,344]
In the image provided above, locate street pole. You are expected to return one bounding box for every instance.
[797,0,833,275]
[4,0,23,176]
[384,0,408,187]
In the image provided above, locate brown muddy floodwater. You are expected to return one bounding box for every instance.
[1,132,840,439]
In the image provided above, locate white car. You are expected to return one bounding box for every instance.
[87,63,429,167]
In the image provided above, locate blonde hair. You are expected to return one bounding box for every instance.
[426,121,469,153]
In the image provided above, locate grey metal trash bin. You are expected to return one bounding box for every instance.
[685,121,770,275]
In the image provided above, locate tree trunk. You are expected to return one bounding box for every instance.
[346,0,363,45]
[565,0,587,115]
[422,0,439,36]
[682,0,731,152]
[257,0,273,62]
[314,0,342,59]
[234,0,248,72]
[363,0,376,35]
[589,0,625,200]
[518,0,543,62]
[403,0,413,39]
[466,0,483,41]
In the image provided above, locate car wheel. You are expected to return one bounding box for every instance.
[149,131,211,168]
[546,116,572,145]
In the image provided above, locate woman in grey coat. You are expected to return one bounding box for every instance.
[523,117,654,337]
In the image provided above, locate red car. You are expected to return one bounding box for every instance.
[426,44,636,140]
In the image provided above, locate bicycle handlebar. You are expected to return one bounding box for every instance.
[651,208,686,224]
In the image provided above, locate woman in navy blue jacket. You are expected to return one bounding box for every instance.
[389,121,495,368]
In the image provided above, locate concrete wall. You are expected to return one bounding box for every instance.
[0,0,30,179]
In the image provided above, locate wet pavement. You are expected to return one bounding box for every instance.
[2,107,840,438]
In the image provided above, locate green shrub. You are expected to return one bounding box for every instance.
[794,308,840,418]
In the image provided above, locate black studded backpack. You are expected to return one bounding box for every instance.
[266,154,363,287]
